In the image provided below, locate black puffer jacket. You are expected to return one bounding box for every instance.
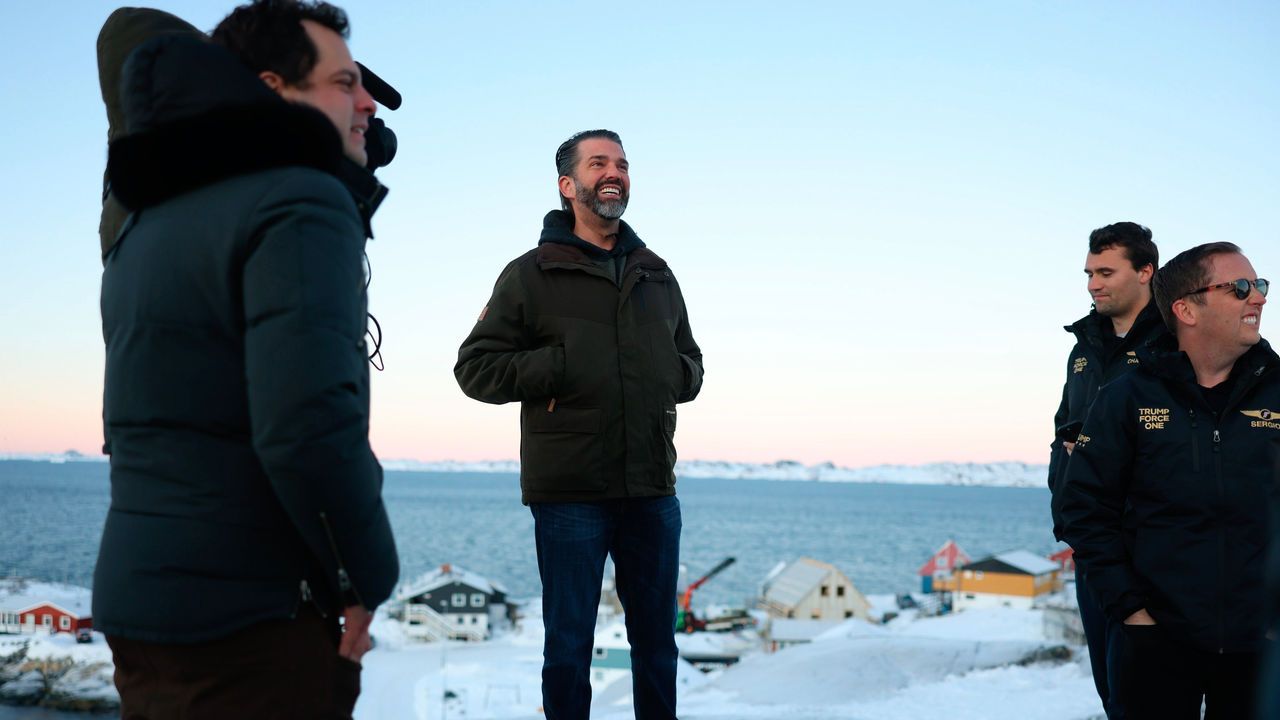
[1060,338,1279,653]
[95,35,398,643]
[1048,301,1166,539]
[455,211,703,504]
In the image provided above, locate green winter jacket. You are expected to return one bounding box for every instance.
[455,211,704,503]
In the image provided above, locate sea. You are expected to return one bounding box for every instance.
[0,459,1059,718]
[0,459,1058,607]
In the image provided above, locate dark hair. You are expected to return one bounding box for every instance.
[554,129,623,212]
[1152,242,1243,333]
[212,0,349,88]
[1088,222,1158,272]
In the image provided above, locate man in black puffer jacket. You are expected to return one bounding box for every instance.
[95,2,397,716]
[1047,221,1164,719]
[1061,242,1274,719]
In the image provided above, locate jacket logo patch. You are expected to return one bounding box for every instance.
[1072,357,1088,374]
[477,306,489,322]
[1126,351,1140,365]
[1138,407,1170,430]
[1241,409,1280,429]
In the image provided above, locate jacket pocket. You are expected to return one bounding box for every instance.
[521,405,605,493]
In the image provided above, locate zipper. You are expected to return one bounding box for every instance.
[318,512,364,608]
[1212,428,1225,652]
[295,578,327,619]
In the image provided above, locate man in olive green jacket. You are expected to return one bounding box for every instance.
[455,129,702,720]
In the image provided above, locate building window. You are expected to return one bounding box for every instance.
[820,586,829,597]
[470,616,478,624]
[59,617,71,630]
[456,616,465,625]
[595,647,606,657]
[24,614,34,624]
[965,594,976,600]
[471,593,485,608]
[837,586,846,597]
[844,610,854,618]
[452,593,466,607]
[963,570,973,579]
[975,571,985,580]
[42,615,52,627]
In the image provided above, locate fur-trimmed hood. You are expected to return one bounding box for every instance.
[106,34,383,232]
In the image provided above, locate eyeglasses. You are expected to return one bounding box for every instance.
[1184,278,1269,300]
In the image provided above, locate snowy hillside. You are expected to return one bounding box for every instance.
[376,459,1049,488]
[2,454,1048,488]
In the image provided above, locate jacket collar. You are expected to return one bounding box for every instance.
[1065,299,1163,347]
[1137,336,1278,388]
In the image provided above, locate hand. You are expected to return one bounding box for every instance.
[338,604,374,663]
[1062,440,1076,456]
[1124,608,1156,626]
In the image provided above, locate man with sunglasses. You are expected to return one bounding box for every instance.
[1048,222,1165,720]
[1061,242,1273,718]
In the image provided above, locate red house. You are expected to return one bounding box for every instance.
[0,580,93,636]
[917,539,972,593]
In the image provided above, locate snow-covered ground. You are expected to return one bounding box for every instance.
[353,600,1101,720]
[2,582,1100,719]
[4,454,1047,488]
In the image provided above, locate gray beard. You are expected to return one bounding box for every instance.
[575,179,628,220]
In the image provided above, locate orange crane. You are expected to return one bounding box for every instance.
[675,557,737,633]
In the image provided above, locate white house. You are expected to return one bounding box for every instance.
[394,563,511,641]
[757,557,871,622]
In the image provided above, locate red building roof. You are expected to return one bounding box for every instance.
[917,539,972,576]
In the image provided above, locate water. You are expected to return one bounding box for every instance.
[0,460,1057,606]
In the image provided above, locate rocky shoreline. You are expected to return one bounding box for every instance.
[0,641,117,714]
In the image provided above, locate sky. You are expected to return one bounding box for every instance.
[1,1,1277,468]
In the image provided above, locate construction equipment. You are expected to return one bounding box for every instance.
[675,557,754,633]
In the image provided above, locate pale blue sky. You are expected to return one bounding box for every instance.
[1,1,1277,466]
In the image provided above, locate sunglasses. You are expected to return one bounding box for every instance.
[1184,278,1269,300]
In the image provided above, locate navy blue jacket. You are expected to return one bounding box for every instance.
[95,35,398,642]
[1060,338,1278,653]
[1048,301,1166,540]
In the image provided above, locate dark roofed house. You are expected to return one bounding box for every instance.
[394,563,512,642]
[934,550,1062,611]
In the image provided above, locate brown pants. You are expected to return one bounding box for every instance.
[107,608,360,719]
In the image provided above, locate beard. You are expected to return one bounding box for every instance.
[574,177,628,220]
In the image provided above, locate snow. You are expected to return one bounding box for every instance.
[4,455,1049,488]
[0,588,1102,719]
[0,578,93,617]
[349,599,1102,720]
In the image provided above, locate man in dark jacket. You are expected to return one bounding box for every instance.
[1048,221,1164,719]
[95,2,397,716]
[1061,242,1273,719]
[455,129,703,720]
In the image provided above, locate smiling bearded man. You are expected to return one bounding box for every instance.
[455,129,703,720]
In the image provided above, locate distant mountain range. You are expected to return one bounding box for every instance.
[2,452,1048,488]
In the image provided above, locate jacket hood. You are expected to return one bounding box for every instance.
[537,210,646,259]
[106,34,351,213]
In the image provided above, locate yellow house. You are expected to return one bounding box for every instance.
[934,550,1062,611]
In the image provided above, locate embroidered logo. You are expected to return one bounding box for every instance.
[1072,357,1088,374]
[1126,351,1140,366]
[1075,434,1091,448]
[1138,408,1170,430]
[1241,409,1280,430]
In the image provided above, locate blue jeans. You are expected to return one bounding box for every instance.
[531,496,682,720]
[1078,569,1128,719]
